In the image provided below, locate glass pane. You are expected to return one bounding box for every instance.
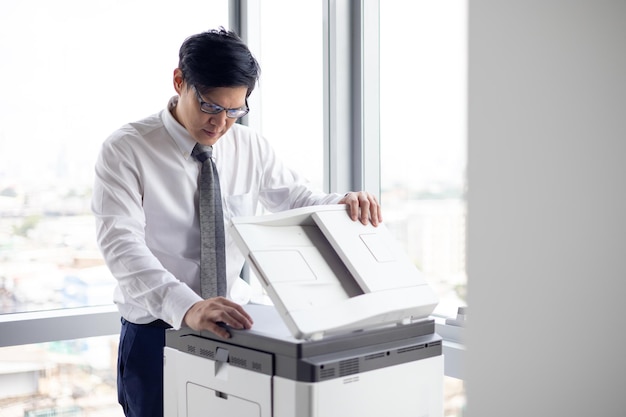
[0,1,229,314]
[0,335,121,416]
[380,0,468,318]
[257,1,324,191]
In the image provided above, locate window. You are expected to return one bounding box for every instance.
[0,1,228,414]
[255,1,325,191]
[0,335,121,416]
[380,1,468,415]
[2,2,466,415]
[380,0,468,319]
[0,0,229,314]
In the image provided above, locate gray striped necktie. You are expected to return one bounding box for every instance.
[192,143,227,298]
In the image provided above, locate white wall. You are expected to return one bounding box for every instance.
[467,1,626,416]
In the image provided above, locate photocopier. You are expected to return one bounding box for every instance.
[164,205,443,417]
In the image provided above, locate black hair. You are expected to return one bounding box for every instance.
[178,27,260,97]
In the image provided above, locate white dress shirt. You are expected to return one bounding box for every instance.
[92,97,342,329]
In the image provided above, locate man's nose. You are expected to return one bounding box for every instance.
[209,111,228,127]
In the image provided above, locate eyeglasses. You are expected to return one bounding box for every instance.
[192,85,249,119]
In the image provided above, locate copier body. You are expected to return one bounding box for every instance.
[163,206,444,416]
[164,305,442,417]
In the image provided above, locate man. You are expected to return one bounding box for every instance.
[92,28,382,417]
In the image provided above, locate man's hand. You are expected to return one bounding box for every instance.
[338,191,383,226]
[183,297,253,339]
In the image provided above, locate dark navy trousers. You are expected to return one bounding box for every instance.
[118,318,170,417]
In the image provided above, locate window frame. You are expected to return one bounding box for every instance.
[0,304,119,348]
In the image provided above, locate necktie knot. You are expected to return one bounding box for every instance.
[192,143,213,163]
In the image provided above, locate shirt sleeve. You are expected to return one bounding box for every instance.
[91,132,201,328]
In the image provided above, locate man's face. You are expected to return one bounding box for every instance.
[172,69,248,147]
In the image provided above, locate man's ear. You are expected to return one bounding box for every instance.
[173,68,185,94]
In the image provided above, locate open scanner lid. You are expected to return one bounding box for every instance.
[229,205,439,340]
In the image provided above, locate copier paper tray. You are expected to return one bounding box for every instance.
[229,205,439,340]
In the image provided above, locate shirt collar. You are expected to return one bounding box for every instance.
[162,96,198,160]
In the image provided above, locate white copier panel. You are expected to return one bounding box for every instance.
[230,205,439,340]
[164,205,443,417]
